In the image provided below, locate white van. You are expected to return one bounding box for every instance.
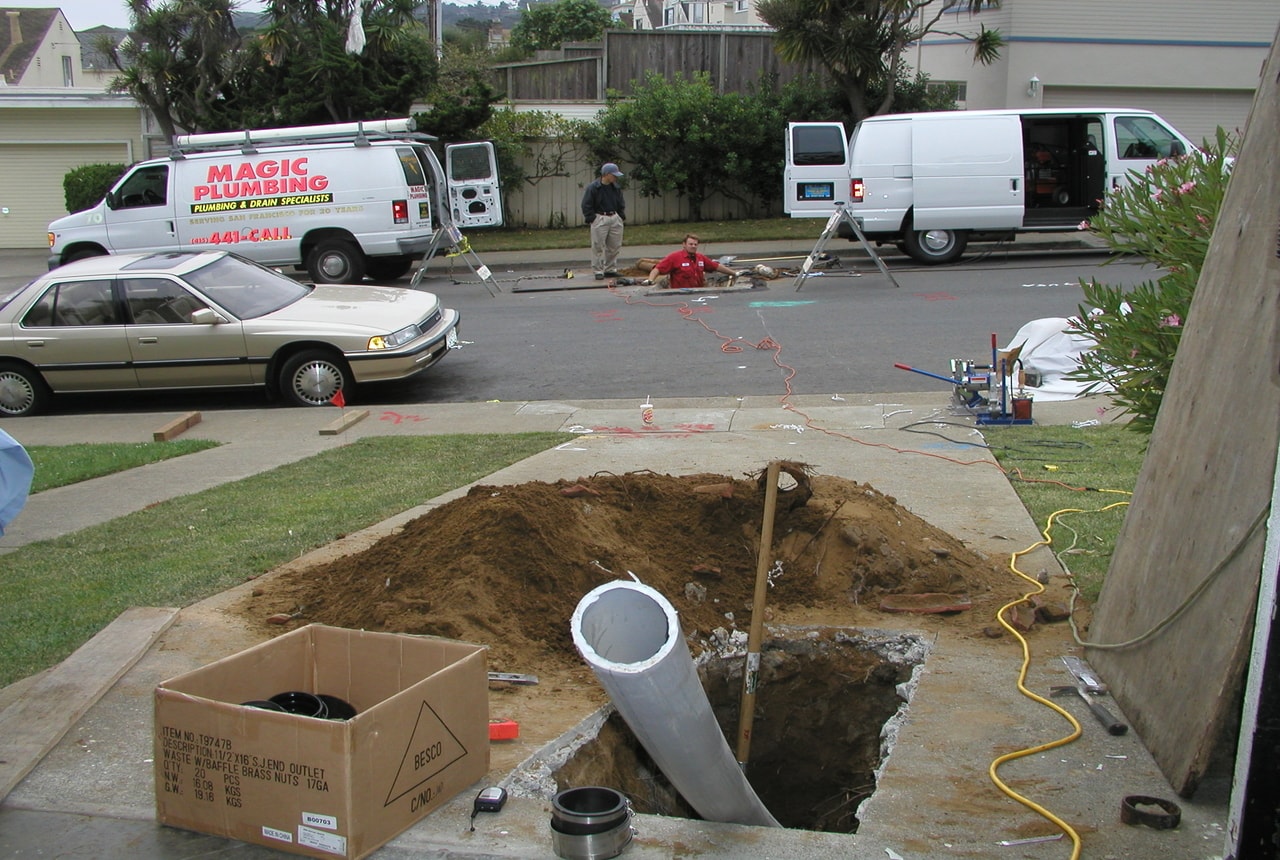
[785,108,1193,264]
[47,118,502,283]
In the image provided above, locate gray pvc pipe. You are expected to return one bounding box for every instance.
[570,579,781,828]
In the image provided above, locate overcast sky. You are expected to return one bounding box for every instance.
[8,1,267,30]
[12,1,508,31]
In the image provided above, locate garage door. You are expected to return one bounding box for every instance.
[1043,87,1254,147]
[0,143,130,250]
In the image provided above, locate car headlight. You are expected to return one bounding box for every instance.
[368,324,420,351]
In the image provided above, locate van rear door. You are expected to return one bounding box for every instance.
[784,122,849,217]
[444,142,503,228]
[911,114,1023,230]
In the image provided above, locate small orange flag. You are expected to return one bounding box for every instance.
[331,389,346,408]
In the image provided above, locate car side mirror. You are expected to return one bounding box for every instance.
[105,191,119,211]
[190,308,226,325]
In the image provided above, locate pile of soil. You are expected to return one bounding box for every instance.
[234,466,1019,678]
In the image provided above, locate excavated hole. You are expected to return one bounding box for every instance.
[544,628,927,834]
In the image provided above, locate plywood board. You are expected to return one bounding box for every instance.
[1087,32,1280,797]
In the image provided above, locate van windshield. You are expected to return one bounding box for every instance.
[183,255,310,319]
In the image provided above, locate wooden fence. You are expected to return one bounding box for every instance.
[498,139,784,229]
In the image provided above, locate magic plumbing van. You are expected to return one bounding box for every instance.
[785,108,1193,264]
[47,118,502,283]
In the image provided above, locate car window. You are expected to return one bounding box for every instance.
[1115,116,1184,160]
[113,165,170,209]
[122,277,208,324]
[29,280,121,327]
[181,254,309,319]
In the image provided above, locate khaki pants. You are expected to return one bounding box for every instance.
[590,213,624,274]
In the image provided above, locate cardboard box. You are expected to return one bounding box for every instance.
[155,624,488,859]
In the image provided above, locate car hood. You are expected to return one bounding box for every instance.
[260,284,442,330]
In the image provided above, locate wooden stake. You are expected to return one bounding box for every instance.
[736,460,780,769]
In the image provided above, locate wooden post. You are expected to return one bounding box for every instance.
[736,460,780,769]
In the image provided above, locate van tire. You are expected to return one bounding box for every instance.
[902,226,968,265]
[366,255,415,281]
[0,362,50,417]
[64,247,107,264]
[279,349,350,407]
[307,239,366,284]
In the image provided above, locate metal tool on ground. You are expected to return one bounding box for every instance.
[1062,655,1108,693]
[1051,684,1129,735]
[488,671,539,685]
[410,224,500,296]
[736,460,781,770]
[794,202,900,290]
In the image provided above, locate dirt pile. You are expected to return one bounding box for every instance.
[235,467,1019,676]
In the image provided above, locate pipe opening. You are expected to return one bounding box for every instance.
[574,587,674,667]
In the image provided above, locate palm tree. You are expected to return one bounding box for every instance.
[756,0,1003,121]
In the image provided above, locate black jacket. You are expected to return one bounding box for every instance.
[581,179,626,224]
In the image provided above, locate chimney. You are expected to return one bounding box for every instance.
[6,11,21,47]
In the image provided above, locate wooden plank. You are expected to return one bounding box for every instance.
[152,411,202,441]
[1088,33,1280,797]
[319,408,369,436]
[0,606,178,802]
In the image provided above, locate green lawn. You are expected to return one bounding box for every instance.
[988,423,1145,601]
[0,433,569,687]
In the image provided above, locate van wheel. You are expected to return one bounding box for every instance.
[0,362,50,417]
[279,349,350,407]
[307,240,366,284]
[366,255,414,281]
[902,226,968,265]
[64,247,106,265]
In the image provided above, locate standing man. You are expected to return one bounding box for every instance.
[581,162,627,280]
[648,234,740,290]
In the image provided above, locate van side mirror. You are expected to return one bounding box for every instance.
[105,191,119,210]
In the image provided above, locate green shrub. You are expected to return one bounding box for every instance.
[1068,128,1237,432]
[63,163,126,213]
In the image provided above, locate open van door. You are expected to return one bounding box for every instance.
[785,122,848,217]
[444,142,503,228]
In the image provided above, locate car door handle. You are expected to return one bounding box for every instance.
[137,337,159,344]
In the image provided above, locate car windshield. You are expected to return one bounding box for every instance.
[181,255,310,319]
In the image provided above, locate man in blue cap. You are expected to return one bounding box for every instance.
[581,162,627,279]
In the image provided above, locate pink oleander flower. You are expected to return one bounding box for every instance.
[1151,189,1164,202]
[1196,214,1209,226]
[1077,220,1090,230]
[1179,181,1196,194]
[1161,314,1182,327]
[1130,348,1139,359]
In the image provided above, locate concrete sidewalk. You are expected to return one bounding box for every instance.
[0,393,1231,859]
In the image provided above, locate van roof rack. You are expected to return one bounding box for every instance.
[168,118,437,157]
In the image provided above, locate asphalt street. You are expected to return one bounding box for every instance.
[0,238,1132,413]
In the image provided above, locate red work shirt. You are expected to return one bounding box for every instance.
[654,250,724,290]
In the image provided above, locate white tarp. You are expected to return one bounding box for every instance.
[1002,316,1111,402]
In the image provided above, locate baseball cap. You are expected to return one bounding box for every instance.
[601,162,624,177]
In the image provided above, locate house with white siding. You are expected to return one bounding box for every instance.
[0,7,152,250]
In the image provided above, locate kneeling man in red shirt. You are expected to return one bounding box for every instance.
[649,234,740,289]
